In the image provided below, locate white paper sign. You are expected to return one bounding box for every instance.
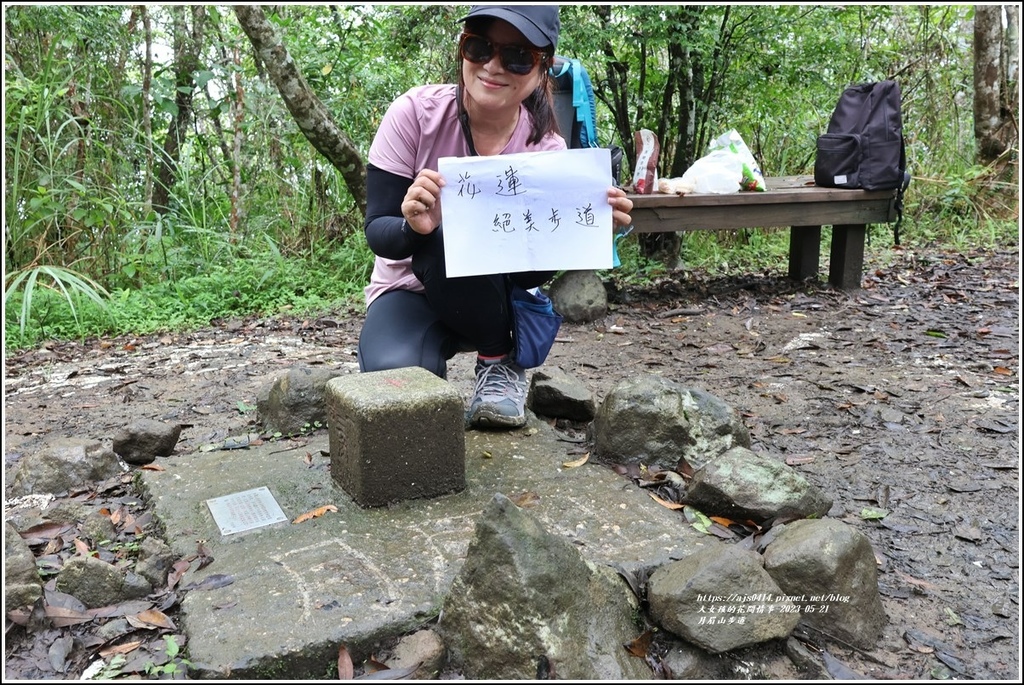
[438,147,612,278]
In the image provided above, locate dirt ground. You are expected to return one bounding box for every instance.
[3,244,1020,680]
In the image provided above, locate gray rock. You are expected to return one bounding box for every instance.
[4,522,41,586]
[592,375,748,471]
[785,635,830,678]
[548,270,608,323]
[257,366,349,436]
[684,387,751,466]
[686,446,832,523]
[438,493,650,680]
[112,419,182,465]
[763,518,887,649]
[661,640,734,679]
[592,375,691,470]
[96,617,135,643]
[527,366,597,421]
[54,555,129,609]
[122,570,153,600]
[135,536,177,590]
[82,508,117,545]
[5,522,43,610]
[6,583,44,612]
[384,629,446,680]
[647,544,800,654]
[5,439,127,499]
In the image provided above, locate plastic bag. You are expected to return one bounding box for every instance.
[709,129,767,191]
[670,148,744,194]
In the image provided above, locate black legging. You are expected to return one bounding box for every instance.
[358,227,553,379]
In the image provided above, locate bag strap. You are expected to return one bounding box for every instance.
[569,58,598,148]
[893,138,910,246]
[456,86,478,157]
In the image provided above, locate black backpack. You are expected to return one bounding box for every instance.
[814,80,911,243]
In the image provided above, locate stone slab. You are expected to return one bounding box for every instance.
[137,417,708,679]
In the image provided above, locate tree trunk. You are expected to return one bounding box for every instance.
[141,5,154,216]
[973,5,1014,164]
[153,5,205,215]
[233,4,367,218]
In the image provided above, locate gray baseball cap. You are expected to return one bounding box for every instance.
[458,5,560,49]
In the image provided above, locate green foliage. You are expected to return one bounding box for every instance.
[4,264,111,338]
[144,634,193,678]
[3,3,1016,352]
[4,240,373,351]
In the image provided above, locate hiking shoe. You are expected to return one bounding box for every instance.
[467,357,528,429]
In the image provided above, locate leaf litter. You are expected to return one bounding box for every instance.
[3,246,1018,679]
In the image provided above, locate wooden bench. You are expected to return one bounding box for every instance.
[625,175,899,289]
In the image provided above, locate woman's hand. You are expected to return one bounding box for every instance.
[607,186,634,230]
[402,169,446,235]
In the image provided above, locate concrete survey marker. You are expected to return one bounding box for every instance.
[205,486,288,535]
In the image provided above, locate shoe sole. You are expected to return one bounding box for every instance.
[468,407,527,429]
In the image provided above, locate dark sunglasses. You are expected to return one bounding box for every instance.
[459,32,550,75]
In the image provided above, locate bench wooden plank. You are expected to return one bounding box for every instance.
[624,175,898,289]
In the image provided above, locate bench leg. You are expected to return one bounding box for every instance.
[828,224,866,289]
[788,226,822,281]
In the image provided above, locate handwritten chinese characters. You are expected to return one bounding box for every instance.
[438,148,612,278]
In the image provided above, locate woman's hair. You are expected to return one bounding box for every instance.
[460,16,560,145]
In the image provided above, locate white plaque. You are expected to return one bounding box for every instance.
[205,486,288,535]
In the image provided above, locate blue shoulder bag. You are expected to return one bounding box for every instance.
[508,282,563,369]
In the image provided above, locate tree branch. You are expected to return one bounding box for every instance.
[233,4,366,217]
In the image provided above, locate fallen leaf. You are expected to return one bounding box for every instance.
[141,463,166,471]
[648,493,684,510]
[99,640,144,657]
[707,522,739,539]
[85,599,153,620]
[895,569,939,592]
[362,657,391,675]
[292,504,339,524]
[651,470,687,487]
[510,491,540,508]
[41,536,63,555]
[44,605,93,628]
[675,455,694,479]
[166,559,192,591]
[682,505,713,534]
[624,629,654,658]
[357,664,421,679]
[338,644,354,680]
[48,635,74,673]
[859,507,888,520]
[821,649,867,679]
[196,540,215,570]
[935,649,970,674]
[127,608,176,630]
[562,452,590,468]
[181,573,234,591]
[18,521,75,544]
